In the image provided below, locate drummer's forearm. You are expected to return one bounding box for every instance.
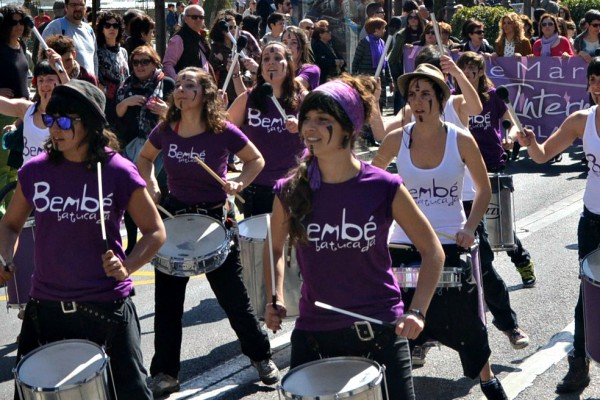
[122,230,165,273]
[410,255,444,316]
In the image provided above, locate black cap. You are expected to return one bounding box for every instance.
[53,1,65,10]
[52,80,107,125]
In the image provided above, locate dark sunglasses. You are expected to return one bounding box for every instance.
[10,19,26,26]
[228,25,237,30]
[541,22,555,27]
[425,31,434,34]
[408,15,419,20]
[132,59,153,66]
[472,30,485,35]
[42,114,81,130]
[186,14,205,20]
[104,22,120,29]
[591,23,600,28]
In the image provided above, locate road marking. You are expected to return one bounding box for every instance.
[172,189,585,399]
[480,322,574,400]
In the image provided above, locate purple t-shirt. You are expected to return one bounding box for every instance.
[242,90,305,187]
[149,121,248,204]
[468,88,508,170]
[296,64,321,90]
[18,151,145,302]
[275,161,404,331]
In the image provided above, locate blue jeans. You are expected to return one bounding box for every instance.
[574,207,600,357]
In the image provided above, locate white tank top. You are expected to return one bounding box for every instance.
[583,105,600,214]
[22,103,48,163]
[443,95,477,202]
[389,122,467,244]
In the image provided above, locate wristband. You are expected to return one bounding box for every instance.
[407,308,425,320]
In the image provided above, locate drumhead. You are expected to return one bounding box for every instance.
[158,214,227,259]
[281,357,381,398]
[238,214,269,241]
[16,339,106,389]
[582,249,600,286]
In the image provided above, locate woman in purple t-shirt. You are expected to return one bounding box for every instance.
[0,80,166,400]
[229,42,305,217]
[264,75,445,400]
[282,26,321,90]
[137,67,280,397]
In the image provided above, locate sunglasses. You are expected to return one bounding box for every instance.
[591,23,600,28]
[541,22,555,27]
[408,15,419,20]
[186,14,205,20]
[10,19,26,26]
[472,30,484,35]
[568,26,576,30]
[425,31,434,35]
[42,114,82,130]
[305,26,314,30]
[229,25,237,30]
[104,22,120,29]
[132,59,153,66]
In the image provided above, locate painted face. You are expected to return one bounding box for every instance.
[48,113,87,158]
[173,72,203,111]
[588,74,600,105]
[36,74,61,101]
[132,55,156,81]
[261,44,289,83]
[461,62,482,84]
[301,109,347,155]
[282,31,300,63]
[407,78,439,122]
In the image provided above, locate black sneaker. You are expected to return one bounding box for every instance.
[251,358,280,385]
[556,354,590,393]
[502,327,530,349]
[480,376,508,400]
[147,373,180,398]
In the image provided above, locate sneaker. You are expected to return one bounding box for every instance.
[480,376,508,400]
[556,353,590,393]
[516,261,536,288]
[148,373,180,398]
[251,358,280,385]
[411,345,430,367]
[502,327,530,349]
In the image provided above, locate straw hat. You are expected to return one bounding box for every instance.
[397,63,451,104]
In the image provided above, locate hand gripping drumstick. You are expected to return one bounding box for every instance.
[374,34,393,81]
[193,156,246,204]
[265,214,278,313]
[97,162,109,251]
[496,86,526,136]
[315,301,396,329]
[435,230,457,241]
[262,83,288,121]
[222,35,248,92]
[26,16,65,74]
[429,13,446,58]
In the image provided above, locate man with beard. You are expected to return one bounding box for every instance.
[42,0,97,77]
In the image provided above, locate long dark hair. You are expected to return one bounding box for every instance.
[282,74,374,244]
[0,6,31,44]
[249,42,300,113]
[44,92,120,170]
[455,51,493,103]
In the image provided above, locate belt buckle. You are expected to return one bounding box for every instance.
[195,207,208,215]
[353,321,375,341]
[60,301,77,314]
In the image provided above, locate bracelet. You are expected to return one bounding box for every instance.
[407,308,426,320]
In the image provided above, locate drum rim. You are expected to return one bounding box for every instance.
[582,248,600,286]
[237,213,272,241]
[279,356,383,399]
[14,339,108,391]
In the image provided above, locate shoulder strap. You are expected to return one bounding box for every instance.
[60,17,67,35]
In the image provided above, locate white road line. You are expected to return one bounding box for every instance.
[177,190,585,399]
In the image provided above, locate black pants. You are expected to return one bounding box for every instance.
[390,244,491,379]
[15,297,151,400]
[240,183,275,218]
[290,327,415,400]
[574,207,600,357]
[150,196,271,378]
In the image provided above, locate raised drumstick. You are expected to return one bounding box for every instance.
[193,156,245,204]
[26,16,64,73]
[96,162,109,250]
[222,35,248,91]
[497,86,525,136]
[262,83,288,121]
[374,34,393,80]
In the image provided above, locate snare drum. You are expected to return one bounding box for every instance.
[7,218,35,310]
[581,249,600,362]
[486,173,516,252]
[238,214,301,319]
[279,357,384,400]
[152,214,231,277]
[14,339,110,400]
[389,244,462,288]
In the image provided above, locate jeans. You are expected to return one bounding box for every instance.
[150,198,271,378]
[16,297,151,400]
[573,207,600,357]
[290,327,415,400]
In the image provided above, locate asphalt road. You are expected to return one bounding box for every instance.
[1,146,599,400]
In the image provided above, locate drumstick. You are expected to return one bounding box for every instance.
[156,204,175,219]
[96,162,109,251]
[374,34,393,81]
[265,214,278,312]
[262,83,288,121]
[429,13,445,57]
[27,17,64,74]
[435,230,456,241]
[192,156,246,204]
[315,301,396,329]
[222,35,248,92]
[496,86,526,136]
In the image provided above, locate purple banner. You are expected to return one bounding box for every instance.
[403,47,590,141]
